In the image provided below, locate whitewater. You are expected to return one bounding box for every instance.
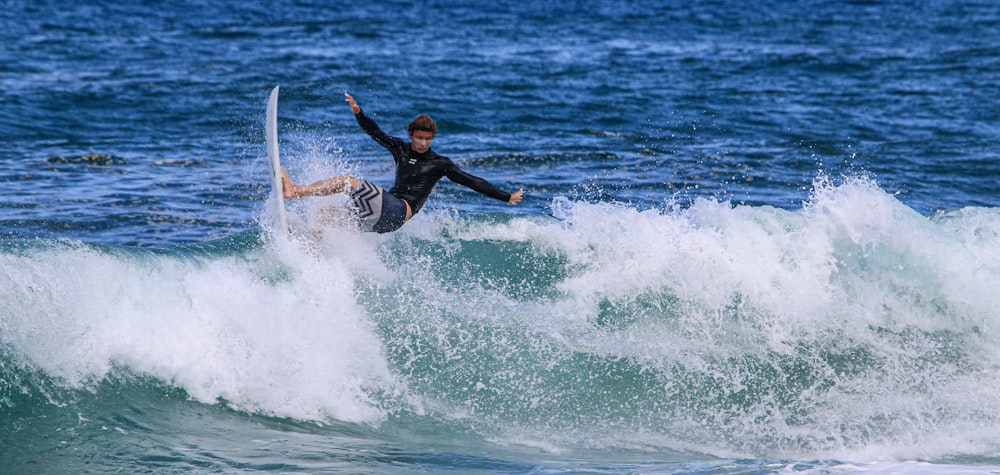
[6,175,1000,472]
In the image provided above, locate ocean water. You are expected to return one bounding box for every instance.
[4,0,1000,473]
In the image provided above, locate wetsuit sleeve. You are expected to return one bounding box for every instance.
[355,110,405,154]
[445,165,512,203]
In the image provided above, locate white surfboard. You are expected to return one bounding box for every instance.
[266,85,289,235]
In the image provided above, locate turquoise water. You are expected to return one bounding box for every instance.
[4,1,1000,473]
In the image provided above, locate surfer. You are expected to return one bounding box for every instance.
[280,93,523,233]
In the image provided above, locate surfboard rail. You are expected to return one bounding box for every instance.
[266,85,289,235]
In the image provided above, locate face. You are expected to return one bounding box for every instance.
[409,130,434,153]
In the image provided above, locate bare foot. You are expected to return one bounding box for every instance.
[280,168,297,199]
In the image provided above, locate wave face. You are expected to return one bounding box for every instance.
[5,178,1000,471]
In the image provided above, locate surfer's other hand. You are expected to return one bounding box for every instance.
[508,188,524,205]
[345,93,361,115]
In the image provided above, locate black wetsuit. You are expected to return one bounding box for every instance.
[354,110,511,214]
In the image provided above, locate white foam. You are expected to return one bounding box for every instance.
[438,176,1000,460]
[7,175,1000,460]
[0,238,397,424]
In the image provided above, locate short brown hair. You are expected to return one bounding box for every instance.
[407,114,437,136]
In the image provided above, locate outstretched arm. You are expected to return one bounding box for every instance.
[446,167,524,206]
[344,92,400,152]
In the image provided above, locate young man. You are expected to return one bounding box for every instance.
[281,93,523,233]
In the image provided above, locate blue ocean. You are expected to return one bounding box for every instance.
[4,1,1000,473]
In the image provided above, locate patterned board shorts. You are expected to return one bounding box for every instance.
[349,180,408,234]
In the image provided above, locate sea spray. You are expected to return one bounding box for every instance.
[0,237,397,424]
[342,177,1000,459]
[5,178,1000,461]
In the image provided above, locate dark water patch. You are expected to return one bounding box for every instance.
[45,153,124,166]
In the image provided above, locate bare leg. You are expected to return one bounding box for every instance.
[281,168,360,199]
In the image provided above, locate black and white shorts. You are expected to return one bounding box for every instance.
[349,180,408,234]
